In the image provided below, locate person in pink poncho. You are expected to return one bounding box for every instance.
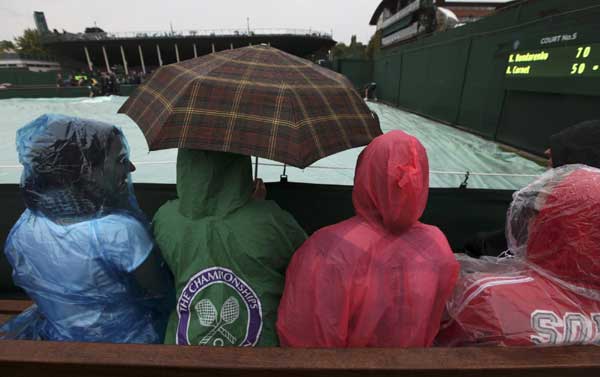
[276,130,459,347]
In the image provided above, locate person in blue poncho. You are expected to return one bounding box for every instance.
[1,114,172,343]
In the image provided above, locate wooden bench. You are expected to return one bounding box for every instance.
[0,299,30,326]
[1,339,599,377]
[1,299,600,377]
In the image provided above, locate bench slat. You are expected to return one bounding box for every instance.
[0,300,32,315]
[0,340,599,377]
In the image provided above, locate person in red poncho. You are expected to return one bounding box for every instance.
[276,130,460,347]
[437,165,600,346]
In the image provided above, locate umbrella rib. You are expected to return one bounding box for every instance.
[129,54,233,147]
[178,80,202,148]
[119,66,167,116]
[152,55,235,148]
[136,84,173,111]
[277,49,349,86]
[296,114,375,128]
[223,48,264,152]
[131,67,199,139]
[147,66,347,90]
[276,49,376,144]
[170,109,296,128]
[273,49,352,150]
[287,86,324,161]
[267,83,288,160]
[212,53,311,69]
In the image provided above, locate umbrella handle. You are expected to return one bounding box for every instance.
[254,156,259,181]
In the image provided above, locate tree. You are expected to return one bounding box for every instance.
[331,42,350,59]
[0,40,15,53]
[366,30,382,60]
[14,29,47,56]
[331,35,367,60]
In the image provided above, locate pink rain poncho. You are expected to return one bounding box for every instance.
[437,165,600,346]
[276,130,459,347]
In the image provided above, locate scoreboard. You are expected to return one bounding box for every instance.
[505,44,600,78]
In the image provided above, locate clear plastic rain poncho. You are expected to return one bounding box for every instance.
[277,130,459,347]
[437,164,600,346]
[0,114,172,343]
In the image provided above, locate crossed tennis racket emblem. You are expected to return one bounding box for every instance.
[195,296,240,345]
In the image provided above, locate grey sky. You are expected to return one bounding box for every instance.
[0,0,512,45]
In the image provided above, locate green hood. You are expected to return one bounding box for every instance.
[176,149,253,219]
[154,149,307,347]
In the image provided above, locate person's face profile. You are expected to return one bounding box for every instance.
[100,136,135,195]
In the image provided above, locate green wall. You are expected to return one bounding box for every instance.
[0,69,57,86]
[0,87,89,99]
[0,84,139,99]
[367,0,600,154]
[333,59,373,90]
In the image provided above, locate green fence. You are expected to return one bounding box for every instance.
[0,69,57,86]
[365,0,600,155]
[333,59,373,90]
[0,84,139,99]
[0,87,89,99]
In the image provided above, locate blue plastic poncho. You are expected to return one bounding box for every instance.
[1,114,172,343]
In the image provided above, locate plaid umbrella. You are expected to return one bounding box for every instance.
[119,45,382,168]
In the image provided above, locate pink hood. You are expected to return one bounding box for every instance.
[352,130,429,232]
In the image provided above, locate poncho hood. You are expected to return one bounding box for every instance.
[352,130,429,232]
[16,114,140,221]
[176,149,253,219]
[508,165,600,293]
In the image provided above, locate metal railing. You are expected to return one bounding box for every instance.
[0,162,539,178]
[42,28,333,42]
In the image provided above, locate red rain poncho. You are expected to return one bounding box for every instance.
[437,165,600,346]
[276,130,459,347]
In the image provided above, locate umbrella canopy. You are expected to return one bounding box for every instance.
[118,45,381,168]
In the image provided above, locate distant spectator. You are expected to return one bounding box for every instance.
[363,82,377,101]
[546,120,600,169]
[55,73,63,88]
[465,120,600,258]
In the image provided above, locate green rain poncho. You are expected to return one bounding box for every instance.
[153,150,307,346]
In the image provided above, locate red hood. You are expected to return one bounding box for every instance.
[525,167,600,292]
[352,130,429,232]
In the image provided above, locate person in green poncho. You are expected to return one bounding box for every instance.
[153,149,307,346]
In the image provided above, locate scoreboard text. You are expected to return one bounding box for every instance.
[506,44,600,78]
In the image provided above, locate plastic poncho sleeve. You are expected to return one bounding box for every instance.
[96,215,154,273]
[0,305,44,340]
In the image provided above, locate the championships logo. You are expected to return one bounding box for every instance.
[176,267,263,346]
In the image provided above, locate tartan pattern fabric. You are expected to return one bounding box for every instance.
[119,45,382,168]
